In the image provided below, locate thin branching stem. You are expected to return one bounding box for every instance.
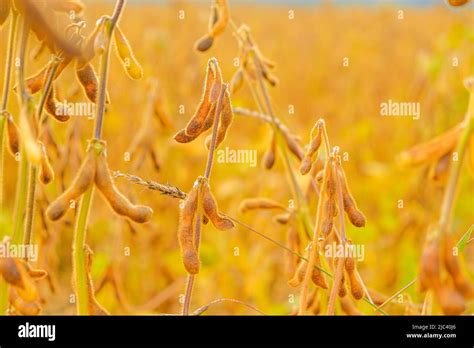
[183,83,228,316]
[74,0,126,315]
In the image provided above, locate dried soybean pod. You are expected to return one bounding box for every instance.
[209,60,223,103]
[419,235,441,291]
[311,253,328,289]
[38,142,54,185]
[201,181,234,230]
[45,86,70,122]
[209,0,229,37]
[95,153,153,223]
[25,67,47,95]
[5,112,20,156]
[174,129,199,144]
[200,102,217,134]
[300,123,322,175]
[273,212,291,225]
[76,62,99,103]
[338,267,347,298]
[195,34,214,52]
[345,251,363,300]
[0,257,22,288]
[214,88,233,148]
[239,197,287,213]
[443,236,474,299]
[185,61,215,137]
[337,165,366,228]
[284,132,304,161]
[397,123,463,167]
[46,150,96,221]
[436,284,466,315]
[23,57,71,95]
[114,25,143,80]
[288,257,306,288]
[4,258,38,302]
[9,288,41,315]
[178,184,200,274]
[262,131,276,170]
[321,164,337,236]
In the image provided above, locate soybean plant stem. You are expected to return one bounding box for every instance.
[12,17,30,244]
[0,12,18,211]
[94,0,125,139]
[438,89,474,235]
[74,0,126,315]
[73,187,95,315]
[0,10,18,316]
[182,84,228,316]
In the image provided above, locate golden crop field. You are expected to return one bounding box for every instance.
[0,0,473,318]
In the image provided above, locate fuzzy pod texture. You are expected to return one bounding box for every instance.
[300,123,322,175]
[95,153,153,223]
[24,57,71,95]
[338,166,366,228]
[114,25,143,80]
[178,185,200,274]
[213,88,233,148]
[46,150,96,221]
[45,86,70,122]
[201,181,234,230]
[311,253,328,289]
[76,62,99,103]
[185,61,216,137]
[321,166,337,236]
